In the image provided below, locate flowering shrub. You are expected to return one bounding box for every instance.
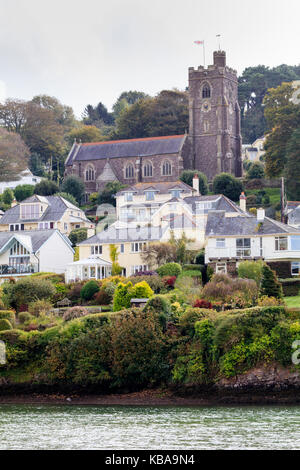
[63,306,89,322]
[163,276,177,288]
[193,299,213,309]
[201,274,258,308]
[93,289,112,306]
[257,295,284,306]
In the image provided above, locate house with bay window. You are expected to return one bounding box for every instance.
[0,195,94,237]
[205,208,300,278]
[0,230,74,279]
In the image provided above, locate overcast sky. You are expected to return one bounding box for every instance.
[0,0,299,118]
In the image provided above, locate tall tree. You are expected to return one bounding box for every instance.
[67,125,104,144]
[285,127,300,200]
[0,128,29,181]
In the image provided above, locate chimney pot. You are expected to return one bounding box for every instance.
[239,192,246,212]
[193,174,200,195]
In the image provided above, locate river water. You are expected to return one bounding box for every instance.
[0,404,299,450]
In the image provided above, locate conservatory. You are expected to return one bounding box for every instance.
[66,256,112,283]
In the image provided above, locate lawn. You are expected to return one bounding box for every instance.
[246,187,281,206]
[284,296,300,308]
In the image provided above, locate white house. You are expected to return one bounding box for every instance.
[205,208,300,277]
[0,169,43,194]
[0,229,74,280]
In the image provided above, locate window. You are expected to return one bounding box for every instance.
[236,238,251,257]
[131,265,148,275]
[125,192,133,202]
[290,236,300,251]
[216,239,225,248]
[64,223,68,232]
[120,244,124,253]
[131,242,146,253]
[20,204,40,219]
[291,262,300,276]
[196,201,213,213]
[38,222,50,230]
[145,191,155,201]
[143,162,153,177]
[171,189,181,198]
[91,245,102,255]
[9,224,21,231]
[275,236,288,251]
[202,84,211,98]
[162,160,172,176]
[125,164,134,179]
[216,263,227,274]
[85,165,95,181]
[10,241,29,256]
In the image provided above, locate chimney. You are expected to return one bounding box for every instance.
[257,208,265,222]
[11,199,18,208]
[239,192,246,212]
[193,174,200,195]
[213,50,226,67]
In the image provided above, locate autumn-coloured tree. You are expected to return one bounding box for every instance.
[67,125,104,144]
[0,128,29,181]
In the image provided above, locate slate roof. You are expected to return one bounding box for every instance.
[0,196,89,225]
[117,180,193,196]
[183,194,246,214]
[0,229,71,254]
[205,212,300,237]
[65,135,186,165]
[79,225,164,245]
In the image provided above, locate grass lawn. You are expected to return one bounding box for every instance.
[246,187,281,206]
[284,296,300,308]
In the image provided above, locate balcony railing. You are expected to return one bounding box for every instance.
[0,264,39,276]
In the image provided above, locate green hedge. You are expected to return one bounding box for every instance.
[0,311,15,327]
[279,278,300,297]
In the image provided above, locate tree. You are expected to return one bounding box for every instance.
[31,95,75,130]
[61,175,85,205]
[34,179,59,196]
[68,228,88,246]
[67,125,104,144]
[109,244,123,275]
[247,162,265,179]
[2,188,14,206]
[14,184,35,201]
[55,192,78,206]
[141,242,177,268]
[212,173,244,201]
[112,91,149,120]
[97,181,127,207]
[180,170,208,194]
[263,83,300,177]
[285,128,300,200]
[260,264,283,299]
[0,128,29,181]
[82,102,114,126]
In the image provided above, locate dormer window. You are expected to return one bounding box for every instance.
[125,192,133,202]
[171,189,181,198]
[20,204,40,219]
[145,191,155,201]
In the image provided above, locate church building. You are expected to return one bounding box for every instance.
[65,50,242,200]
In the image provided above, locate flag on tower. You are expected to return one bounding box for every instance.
[194,40,204,45]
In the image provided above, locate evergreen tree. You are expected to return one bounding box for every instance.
[260,264,283,299]
[180,170,208,195]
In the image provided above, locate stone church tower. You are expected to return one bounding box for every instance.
[187,50,242,180]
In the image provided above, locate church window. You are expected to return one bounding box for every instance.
[202,84,211,98]
[162,160,172,176]
[85,165,95,181]
[143,162,153,177]
[204,120,210,132]
[125,164,134,179]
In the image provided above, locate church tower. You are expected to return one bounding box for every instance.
[187,50,242,180]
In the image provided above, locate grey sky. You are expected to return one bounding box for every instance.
[0,0,299,118]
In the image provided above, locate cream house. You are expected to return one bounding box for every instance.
[0,195,95,236]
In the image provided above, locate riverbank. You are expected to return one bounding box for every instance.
[1,387,300,406]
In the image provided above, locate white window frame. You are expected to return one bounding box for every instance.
[131,242,146,253]
[275,236,288,251]
[291,262,300,276]
[216,262,227,274]
[216,238,225,248]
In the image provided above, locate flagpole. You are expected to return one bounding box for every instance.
[203,41,205,67]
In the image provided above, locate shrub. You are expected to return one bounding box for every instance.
[28,299,53,317]
[131,281,154,299]
[279,278,300,297]
[0,318,12,331]
[157,263,182,277]
[238,260,264,286]
[260,265,283,299]
[18,312,34,324]
[180,170,208,195]
[128,275,165,293]
[0,310,16,326]
[193,299,213,309]
[67,283,84,303]
[257,296,283,306]
[68,228,88,247]
[201,274,258,307]
[63,306,89,322]
[247,162,265,179]
[178,307,212,337]
[144,295,172,316]
[162,276,177,288]
[93,289,112,306]
[80,280,100,301]
[4,278,56,311]
[113,282,133,311]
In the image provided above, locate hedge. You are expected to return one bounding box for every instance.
[0,311,15,327]
[279,278,300,297]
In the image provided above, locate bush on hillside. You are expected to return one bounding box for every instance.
[260,265,283,299]
[80,280,100,301]
[157,263,182,277]
[201,273,258,308]
[0,318,12,331]
[18,312,34,324]
[0,311,16,327]
[28,299,53,317]
[63,306,89,322]
[238,260,264,286]
[4,278,56,311]
[212,173,243,201]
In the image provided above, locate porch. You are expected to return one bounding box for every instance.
[66,256,112,283]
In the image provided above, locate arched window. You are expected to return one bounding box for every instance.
[85,165,95,181]
[162,160,172,176]
[143,162,153,177]
[125,164,134,179]
[202,83,211,98]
